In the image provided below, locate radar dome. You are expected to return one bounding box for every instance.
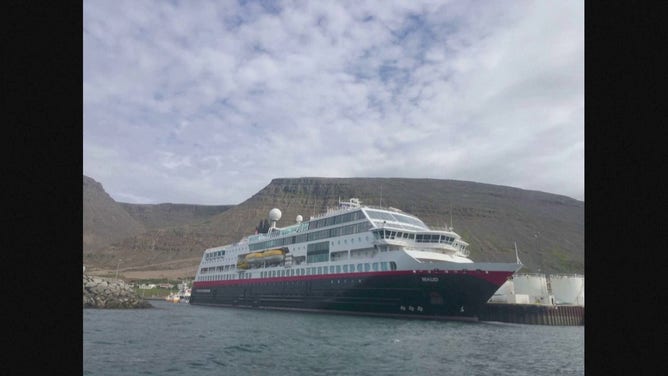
[269,208,282,221]
[296,215,303,223]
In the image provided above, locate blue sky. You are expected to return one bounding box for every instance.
[84,0,583,204]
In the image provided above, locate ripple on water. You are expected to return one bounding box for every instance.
[84,301,583,376]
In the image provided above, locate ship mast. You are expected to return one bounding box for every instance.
[449,204,453,231]
[379,185,382,207]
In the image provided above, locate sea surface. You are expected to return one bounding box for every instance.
[84,300,584,375]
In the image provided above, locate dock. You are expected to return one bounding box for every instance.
[478,303,584,326]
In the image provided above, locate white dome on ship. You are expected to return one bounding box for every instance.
[296,215,303,223]
[269,208,282,221]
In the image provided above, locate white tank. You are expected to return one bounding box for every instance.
[488,280,515,303]
[549,275,585,306]
[512,274,550,304]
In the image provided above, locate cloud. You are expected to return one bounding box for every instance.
[84,0,583,204]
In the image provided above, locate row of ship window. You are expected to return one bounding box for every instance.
[261,261,398,277]
[197,261,398,281]
[249,220,373,251]
[201,244,375,273]
[205,250,226,260]
[373,230,455,244]
[364,209,428,228]
[308,210,366,229]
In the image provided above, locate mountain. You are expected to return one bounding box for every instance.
[83,175,146,252]
[120,202,234,230]
[83,176,584,278]
[83,175,233,271]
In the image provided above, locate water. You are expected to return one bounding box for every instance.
[84,300,584,375]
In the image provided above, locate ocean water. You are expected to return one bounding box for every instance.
[84,300,584,375]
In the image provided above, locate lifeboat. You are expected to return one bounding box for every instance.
[244,252,265,265]
[260,249,285,263]
[236,260,250,269]
[242,249,285,265]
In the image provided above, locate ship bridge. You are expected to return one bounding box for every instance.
[371,226,470,257]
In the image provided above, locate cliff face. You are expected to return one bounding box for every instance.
[83,176,584,275]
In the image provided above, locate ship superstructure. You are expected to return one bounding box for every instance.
[190,198,521,320]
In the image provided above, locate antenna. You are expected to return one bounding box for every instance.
[379,185,382,207]
[514,242,523,265]
[449,204,454,230]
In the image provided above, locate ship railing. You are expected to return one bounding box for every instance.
[374,237,462,251]
[512,272,548,278]
[548,274,584,279]
[427,226,458,234]
[548,273,584,278]
[310,205,356,220]
[373,238,411,247]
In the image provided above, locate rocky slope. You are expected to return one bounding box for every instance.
[83,175,146,252]
[83,273,152,309]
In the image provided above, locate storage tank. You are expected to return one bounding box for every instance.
[549,274,585,306]
[512,274,550,304]
[488,280,515,303]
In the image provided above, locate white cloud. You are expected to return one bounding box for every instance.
[84,0,583,204]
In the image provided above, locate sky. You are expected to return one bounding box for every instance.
[83,0,583,205]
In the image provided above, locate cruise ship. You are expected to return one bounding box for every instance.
[190,198,522,321]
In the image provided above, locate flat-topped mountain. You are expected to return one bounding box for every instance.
[83,176,583,278]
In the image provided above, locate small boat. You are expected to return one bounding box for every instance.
[165,292,180,303]
[177,281,191,303]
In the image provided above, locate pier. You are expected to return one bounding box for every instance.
[478,303,584,326]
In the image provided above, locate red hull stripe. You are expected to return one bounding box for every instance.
[193,269,512,289]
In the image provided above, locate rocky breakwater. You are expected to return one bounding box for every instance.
[83,274,152,309]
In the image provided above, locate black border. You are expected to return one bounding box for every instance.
[8,0,665,373]
[6,1,82,374]
[586,1,663,374]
